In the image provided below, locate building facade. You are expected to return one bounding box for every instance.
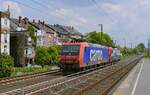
[10,16,35,67]
[29,20,56,47]
[0,11,10,55]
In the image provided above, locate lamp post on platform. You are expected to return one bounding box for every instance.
[98,24,103,43]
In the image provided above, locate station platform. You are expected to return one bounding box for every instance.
[110,58,150,95]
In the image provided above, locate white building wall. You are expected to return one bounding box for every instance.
[1,17,10,29]
[0,17,10,55]
[1,33,10,55]
[36,30,45,46]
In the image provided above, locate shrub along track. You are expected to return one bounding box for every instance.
[7,56,141,95]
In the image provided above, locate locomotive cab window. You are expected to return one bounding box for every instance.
[62,45,80,55]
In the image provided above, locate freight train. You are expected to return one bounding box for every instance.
[60,42,121,72]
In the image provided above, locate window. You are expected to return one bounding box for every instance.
[4,45,7,53]
[4,18,7,25]
[4,34,7,43]
[61,45,80,55]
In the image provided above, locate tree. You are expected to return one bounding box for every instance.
[35,47,50,67]
[35,45,61,66]
[86,31,115,47]
[136,43,145,53]
[47,45,60,64]
[27,25,37,47]
[0,53,14,78]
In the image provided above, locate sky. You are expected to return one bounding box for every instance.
[0,0,150,47]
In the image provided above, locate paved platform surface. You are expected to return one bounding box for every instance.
[110,58,150,95]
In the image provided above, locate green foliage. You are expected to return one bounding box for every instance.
[35,47,50,67]
[119,47,138,57]
[35,45,61,66]
[86,31,115,47]
[12,66,50,76]
[27,25,37,47]
[136,43,145,53]
[144,48,149,58]
[0,53,14,78]
[47,45,61,64]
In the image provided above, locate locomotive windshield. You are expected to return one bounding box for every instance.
[62,45,80,55]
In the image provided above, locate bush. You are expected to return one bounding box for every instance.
[0,53,14,78]
[47,45,60,64]
[35,45,61,66]
[35,47,50,67]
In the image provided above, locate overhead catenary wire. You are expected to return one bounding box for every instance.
[12,0,67,22]
[12,0,102,32]
[31,0,98,31]
[91,0,117,24]
[13,0,50,16]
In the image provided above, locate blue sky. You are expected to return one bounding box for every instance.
[0,0,150,47]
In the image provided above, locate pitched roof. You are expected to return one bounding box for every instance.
[47,24,69,35]
[62,26,82,36]
[29,21,54,34]
[9,18,27,32]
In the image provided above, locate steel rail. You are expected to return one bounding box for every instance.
[0,63,113,95]
[25,56,140,95]
[0,56,140,95]
[0,69,60,85]
[74,56,142,95]
[26,56,141,95]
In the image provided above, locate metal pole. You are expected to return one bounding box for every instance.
[130,43,133,49]
[123,38,126,47]
[98,24,103,43]
[148,39,150,57]
[114,40,117,46]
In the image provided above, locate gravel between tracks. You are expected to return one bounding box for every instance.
[0,71,63,93]
[26,56,142,95]
[0,56,141,95]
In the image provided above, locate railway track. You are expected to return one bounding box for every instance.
[75,56,142,95]
[1,56,142,95]
[0,69,63,93]
[0,69,60,85]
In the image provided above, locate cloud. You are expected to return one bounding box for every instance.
[90,2,149,46]
[100,3,122,14]
[50,8,87,26]
[139,0,150,6]
[1,1,22,18]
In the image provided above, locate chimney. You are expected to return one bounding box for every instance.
[38,20,41,24]
[33,19,35,23]
[19,16,22,23]
[7,5,10,18]
[43,21,45,25]
[24,17,28,24]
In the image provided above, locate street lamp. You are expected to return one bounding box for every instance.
[123,38,126,48]
[98,24,103,42]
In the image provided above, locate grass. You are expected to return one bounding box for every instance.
[120,54,136,60]
[11,66,53,76]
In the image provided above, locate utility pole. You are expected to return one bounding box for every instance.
[130,43,133,49]
[148,39,150,57]
[114,40,117,46]
[123,38,126,47]
[98,24,103,42]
